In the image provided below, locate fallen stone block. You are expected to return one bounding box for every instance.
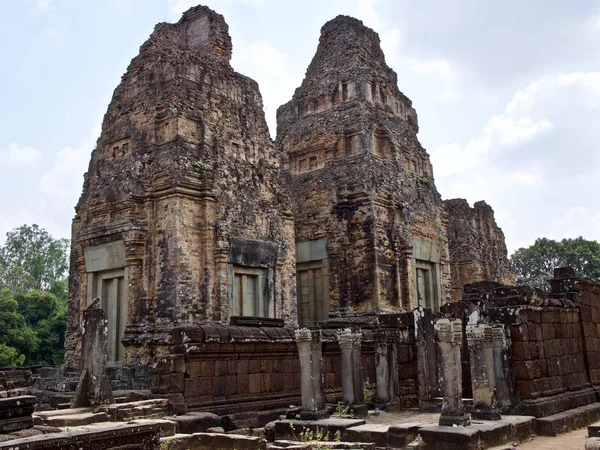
[222,411,260,430]
[160,432,266,450]
[172,411,221,433]
[127,418,177,437]
[0,416,34,433]
[419,425,481,450]
[388,422,421,448]
[344,423,389,447]
[306,418,366,440]
[38,411,110,427]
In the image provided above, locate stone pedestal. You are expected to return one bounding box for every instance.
[374,330,398,409]
[435,318,470,426]
[466,324,501,420]
[73,299,114,408]
[295,329,328,419]
[337,329,367,416]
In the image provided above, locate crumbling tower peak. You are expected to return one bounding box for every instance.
[296,14,395,96]
[145,4,233,63]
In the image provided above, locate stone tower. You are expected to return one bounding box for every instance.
[277,16,451,326]
[65,6,296,367]
[444,199,514,300]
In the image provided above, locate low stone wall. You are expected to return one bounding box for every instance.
[509,307,588,400]
[155,316,418,415]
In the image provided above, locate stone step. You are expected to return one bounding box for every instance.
[36,411,110,427]
[344,422,422,449]
[536,402,600,436]
[33,406,95,420]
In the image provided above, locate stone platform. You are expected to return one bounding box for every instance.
[274,416,534,450]
[419,416,535,450]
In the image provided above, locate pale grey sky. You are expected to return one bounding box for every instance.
[1,0,599,253]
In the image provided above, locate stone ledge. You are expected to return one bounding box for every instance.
[516,387,597,417]
[160,431,266,450]
[0,422,162,449]
[535,402,600,436]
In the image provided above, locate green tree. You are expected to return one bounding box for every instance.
[0,225,70,366]
[15,290,67,365]
[0,344,25,367]
[510,237,600,289]
[0,224,69,292]
[0,289,38,364]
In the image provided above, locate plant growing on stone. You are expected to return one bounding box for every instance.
[331,402,354,418]
[364,378,376,406]
[193,160,208,172]
[290,422,339,449]
[416,175,429,185]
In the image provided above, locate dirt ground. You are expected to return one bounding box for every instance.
[488,428,589,450]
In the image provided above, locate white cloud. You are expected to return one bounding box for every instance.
[35,0,54,12]
[108,0,142,14]
[166,0,264,21]
[550,207,600,241]
[0,143,42,166]
[0,210,34,245]
[485,115,553,146]
[431,71,600,252]
[355,0,383,30]
[231,41,302,137]
[409,58,461,99]
[40,125,99,199]
[37,125,100,239]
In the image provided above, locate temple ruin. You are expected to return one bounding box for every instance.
[65,6,296,367]
[7,4,600,450]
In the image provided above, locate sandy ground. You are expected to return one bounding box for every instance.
[488,428,589,450]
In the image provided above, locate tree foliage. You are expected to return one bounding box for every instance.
[0,225,69,366]
[0,224,69,292]
[510,237,600,289]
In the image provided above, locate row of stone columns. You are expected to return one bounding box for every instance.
[295,328,399,419]
[435,319,508,426]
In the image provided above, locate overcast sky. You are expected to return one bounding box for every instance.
[1,0,599,253]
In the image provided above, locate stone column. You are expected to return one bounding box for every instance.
[73,298,114,408]
[374,330,398,409]
[466,324,501,420]
[436,318,470,426]
[295,329,328,419]
[492,325,518,411]
[337,329,367,416]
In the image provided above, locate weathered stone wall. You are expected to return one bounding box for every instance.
[277,16,450,316]
[508,308,588,403]
[444,199,513,301]
[451,271,600,417]
[66,6,295,367]
[577,279,600,385]
[154,318,417,415]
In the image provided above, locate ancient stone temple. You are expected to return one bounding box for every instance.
[65,6,296,367]
[444,199,513,300]
[276,16,451,325]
